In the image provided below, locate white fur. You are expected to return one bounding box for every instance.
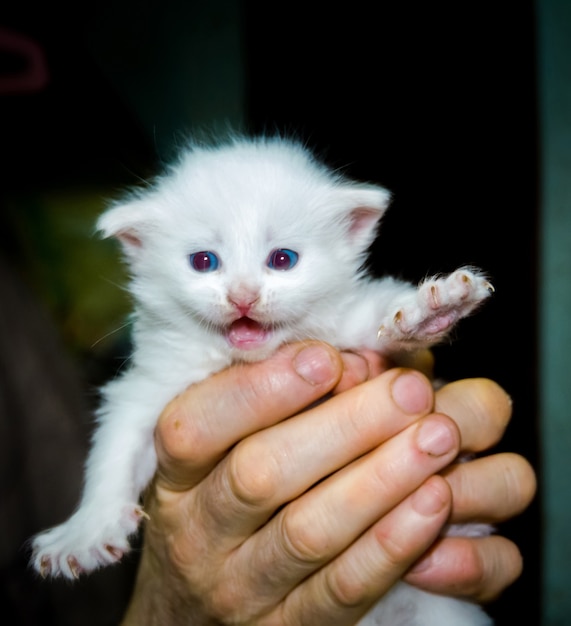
[31,136,493,624]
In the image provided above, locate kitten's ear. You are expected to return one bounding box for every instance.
[96,200,157,260]
[337,184,391,250]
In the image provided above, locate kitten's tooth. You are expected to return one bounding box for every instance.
[393,310,403,326]
[430,285,439,307]
[377,325,386,339]
[485,281,495,293]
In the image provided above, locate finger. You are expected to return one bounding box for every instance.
[334,350,390,394]
[149,368,437,619]
[155,341,347,489]
[193,369,434,545]
[359,349,393,379]
[442,453,537,524]
[260,477,452,626]
[231,413,459,608]
[435,378,512,452]
[404,534,523,603]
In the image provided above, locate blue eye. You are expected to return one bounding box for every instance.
[267,248,299,271]
[189,251,219,272]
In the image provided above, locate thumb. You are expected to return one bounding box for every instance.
[154,341,345,490]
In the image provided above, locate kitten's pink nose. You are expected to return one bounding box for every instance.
[227,287,260,316]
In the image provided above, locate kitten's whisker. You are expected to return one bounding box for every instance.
[90,321,133,349]
[97,275,132,295]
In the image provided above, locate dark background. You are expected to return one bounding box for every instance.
[1,2,539,624]
[244,6,540,625]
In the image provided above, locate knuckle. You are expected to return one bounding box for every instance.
[323,567,368,609]
[372,524,411,567]
[228,439,282,507]
[280,505,330,565]
[205,578,252,622]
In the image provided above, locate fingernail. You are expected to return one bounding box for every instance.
[391,372,431,414]
[293,345,337,385]
[416,419,456,456]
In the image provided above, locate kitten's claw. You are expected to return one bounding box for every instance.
[105,544,124,561]
[31,501,145,579]
[39,555,51,579]
[67,556,82,580]
[135,507,151,521]
[376,267,492,350]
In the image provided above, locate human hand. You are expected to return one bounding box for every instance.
[404,379,536,603]
[121,342,535,625]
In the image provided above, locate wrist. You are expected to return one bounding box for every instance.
[121,532,215,626]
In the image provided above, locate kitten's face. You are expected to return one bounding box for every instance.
[98,138,390,360]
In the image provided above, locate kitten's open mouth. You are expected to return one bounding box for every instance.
[227,317,271,350]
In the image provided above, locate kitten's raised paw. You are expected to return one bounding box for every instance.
[31,503,148,579]
[377,267,493,350]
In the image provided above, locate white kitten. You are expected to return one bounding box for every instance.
[31,136,494,625]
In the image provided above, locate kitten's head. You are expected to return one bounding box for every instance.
[98,136,391,360]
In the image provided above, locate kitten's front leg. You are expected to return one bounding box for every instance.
[376,267,494,352]
[30,376,174,580]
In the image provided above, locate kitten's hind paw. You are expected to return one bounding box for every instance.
[31,503,148,579]
[377,267,493,350]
